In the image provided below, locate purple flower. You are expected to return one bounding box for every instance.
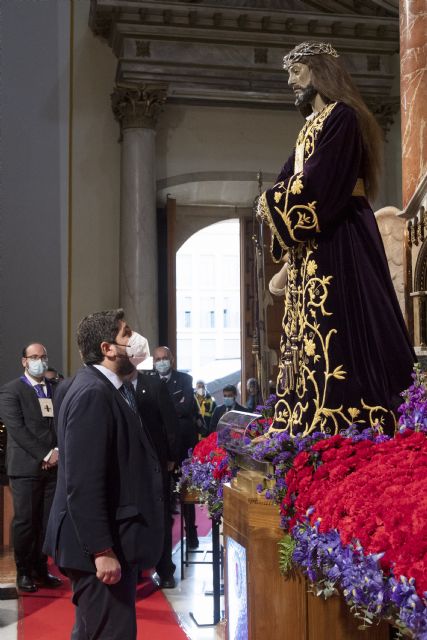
[290,521,427,637]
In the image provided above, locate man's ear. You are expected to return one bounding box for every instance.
[21,357,27,368]
[100,341,115,358]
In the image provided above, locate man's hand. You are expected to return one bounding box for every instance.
[47,449,59,466]
[94,550,122,585]
[41,449,59,470]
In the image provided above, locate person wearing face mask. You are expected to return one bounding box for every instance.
[44,310,164,640]
[152,345,200,550]
[210,384,246,433]
[195,380,217,434]
[125,332,179,588]
[0,343,62,593]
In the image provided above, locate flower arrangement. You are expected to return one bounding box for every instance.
[266,369,427,639]
[179,370,427,637]
[179,431,236,520]
[398,364,427,433]
[178,399,275,519]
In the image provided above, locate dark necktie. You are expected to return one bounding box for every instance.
[34,384,46,398]
[119,384,138,414]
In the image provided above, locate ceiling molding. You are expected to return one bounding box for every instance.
[90,0,400,109]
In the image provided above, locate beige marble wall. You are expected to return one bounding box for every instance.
[156,104,301,191]
[399,0,427,207]
[68,1,121,372]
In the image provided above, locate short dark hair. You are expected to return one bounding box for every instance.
[77,309,125,365]
[223,384,237,395]
[22,343,47,358]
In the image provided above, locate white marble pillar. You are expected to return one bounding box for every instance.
[111,85,167,346]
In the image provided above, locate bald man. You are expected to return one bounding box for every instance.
[0,343,61,592]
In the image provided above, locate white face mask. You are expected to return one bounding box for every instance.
[27,359,48,378]
[155,360,171,375]
[196,388,206,397]
[127,332,150,368]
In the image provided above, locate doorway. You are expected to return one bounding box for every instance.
[176,219,241,402]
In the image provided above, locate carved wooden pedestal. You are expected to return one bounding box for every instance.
[223,482,390,640]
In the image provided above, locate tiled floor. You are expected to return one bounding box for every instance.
[0,538,223,640]
[165,534,224,640]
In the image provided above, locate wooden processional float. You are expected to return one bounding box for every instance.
[217,410,391,640]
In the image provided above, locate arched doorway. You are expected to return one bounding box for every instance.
[176,220,241,402]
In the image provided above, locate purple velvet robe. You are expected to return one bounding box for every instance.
[258,102,415,436]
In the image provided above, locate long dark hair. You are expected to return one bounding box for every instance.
[301,54,383,201]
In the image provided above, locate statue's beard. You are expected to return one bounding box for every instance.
[294,83,318,108]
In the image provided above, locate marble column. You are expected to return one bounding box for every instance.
[111,84,167,346]
[399,0,427,207]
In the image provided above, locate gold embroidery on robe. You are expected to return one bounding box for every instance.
[259,102,391,436]
[273,243,393,436]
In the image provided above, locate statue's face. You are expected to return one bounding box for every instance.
[287,62,317,108]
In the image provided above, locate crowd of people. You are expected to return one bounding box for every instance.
[0,310,262,638]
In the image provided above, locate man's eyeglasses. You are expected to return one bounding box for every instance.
[111,342,132,351]
[25,355,48,361]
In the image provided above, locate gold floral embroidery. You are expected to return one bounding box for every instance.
[273,243,391,436]
[290,176,303,195]
[294,102,337,173]
[263,100,393,437]
[303,336,316,356]
[306,259,317,276]
[348,407,360,419]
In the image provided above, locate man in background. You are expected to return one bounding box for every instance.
[210,384,246,433]
[0,343,61,592]
[153,346,199,549]
[44,310,164,639]
[127,331,179,589]
[195,380,217,434]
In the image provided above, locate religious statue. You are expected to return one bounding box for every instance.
[258,41,415,436]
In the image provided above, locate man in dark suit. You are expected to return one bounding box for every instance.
[44,310,164,640]
[210,384,246,433]
[129,357,179,588]
[153,346,200,549]
[0,342,62,592]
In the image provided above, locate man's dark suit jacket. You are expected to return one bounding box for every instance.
[135,372,179,469]
[44,365,164,574]
[0,377,57,476]
[210,401,247,433]
[164,370,198,463]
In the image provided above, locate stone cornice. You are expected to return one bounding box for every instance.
[90,1,399,48]
[111,84,168,131]
[91,0,400,109]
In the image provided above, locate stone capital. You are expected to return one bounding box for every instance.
[111,84,168,131]
[368,98,400,137]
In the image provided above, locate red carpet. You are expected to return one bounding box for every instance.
[19,506,211,639]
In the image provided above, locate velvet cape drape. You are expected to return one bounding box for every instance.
[258,102,415,436]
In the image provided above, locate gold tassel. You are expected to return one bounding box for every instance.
[283,343,294,390]
[291,335,299,375]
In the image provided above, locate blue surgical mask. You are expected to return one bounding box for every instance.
[155,360,171,375]
[27,359,48,378]
[224,397,234,408]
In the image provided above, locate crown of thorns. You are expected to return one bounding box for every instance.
[283,42,339,69]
